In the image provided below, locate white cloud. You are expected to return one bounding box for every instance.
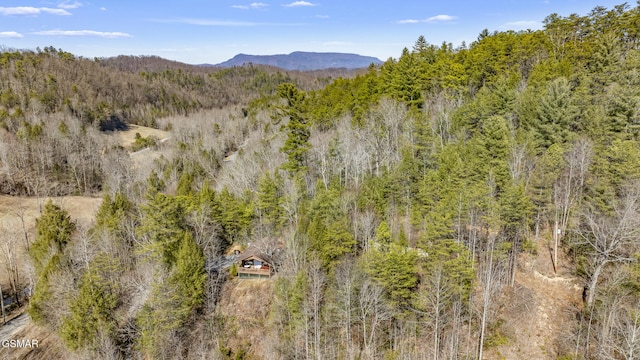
[397,14,457,24]
[58,1,82,9]
[315,14,329,19]
[283,1,316,7]
[233,2,268,9]
[0,31,24,38]
[32,30,132,38]
[499,20,541,30]
[100,7,107,11]
[425,14,457,23]
[0,7,71,16]
[397,19,420,24]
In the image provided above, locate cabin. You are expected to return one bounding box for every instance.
[235,249,275,278]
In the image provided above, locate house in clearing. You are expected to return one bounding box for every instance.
[236,249,275,278]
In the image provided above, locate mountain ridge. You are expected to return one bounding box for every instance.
[211,51,383,71]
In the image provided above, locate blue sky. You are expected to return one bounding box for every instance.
[0,1,630,64]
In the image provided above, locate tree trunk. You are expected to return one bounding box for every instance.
[587,260,605,308]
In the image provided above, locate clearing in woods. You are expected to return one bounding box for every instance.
[0,195,101,232]
[114,124,170,149]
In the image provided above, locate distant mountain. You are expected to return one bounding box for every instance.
[212,51,383,71]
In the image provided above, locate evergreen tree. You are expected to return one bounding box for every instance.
[137,232,206,357]
[479,115,512,193]
[366,244,418,308]
[276,83,310,176]
[374,220,391,250]
[29,201,75,323]
[30,201,75,271]
[537,77,577,148]
[258,171,286,230]
[138,193,187,266]
[60,255,119,350]
[305,185,356,267]
[169,232,206,320]
[390,48,424,108]
[94,192,134,236]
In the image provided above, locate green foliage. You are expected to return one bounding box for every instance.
[305,184,356,267]
[176,171,195,197]
[29,200,75,323]
[194,185,253,246]
[131,132,158,152]
[138,193,187,266]
[365,245,418,307]
[30,201,76,271]
[170,232,206,317]
[60,255,120,350]
[230,262,238,277]
[145,171,166,198]
[271,271,307,348]
[420,239,475,302]
[137,232,206,357]
[536,77,577,148]
[499,183,533,230]
[28,254,61,323]
[257,171,286,230]
[389,48,424,108]
[587,140,640,211]
[623,254,640,295]
[276,83,311,176]
[216,188,254,244]
[359,170,403,216]
[375,221,391,249]
[94,192,134,235]
[479,115,511,192]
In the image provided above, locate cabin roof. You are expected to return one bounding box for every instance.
[236,248,274,265]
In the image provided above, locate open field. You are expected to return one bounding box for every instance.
[0,195,102,233]
[113,124,170,149]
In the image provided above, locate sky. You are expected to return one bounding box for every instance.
[0,0,631,64]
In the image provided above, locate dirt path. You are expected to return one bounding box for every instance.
[488,238,582,359]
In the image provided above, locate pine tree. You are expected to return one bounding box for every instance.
[276,83,310,176]
[137,232,206,357]
[169,232,206,320]
[375,220,391,250]
[258,171,286,230]
[29,201,75,323]
[306,185,356,267]
[479,115,512,193]
[60,255,119,350]
[366,244,418,308]
[30,201,75,271]
[138,193,186,266]
[537,77,577,148]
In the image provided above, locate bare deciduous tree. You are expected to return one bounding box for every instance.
[553,137,592,271]
[575,185,640,307]
[358,279,389,359]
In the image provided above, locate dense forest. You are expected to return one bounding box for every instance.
[2,3,640,359]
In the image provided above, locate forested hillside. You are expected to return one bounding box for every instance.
[2,3,640,359]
